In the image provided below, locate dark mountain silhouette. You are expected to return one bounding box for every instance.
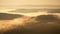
[9,9,40,13]
[0,9,60,34]
[36,15,60,24]
[9,9,60,13]
[47,9,60,13]
[0,13,23,20]
[0,14,59,34]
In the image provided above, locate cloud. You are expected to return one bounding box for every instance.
[0,9,60,34]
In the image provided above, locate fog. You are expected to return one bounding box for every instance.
[0,12,60,34]
[0,0,60,34]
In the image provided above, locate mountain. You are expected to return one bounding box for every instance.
[47,9,60,13]
[9,9,60,13]
[0,13,23,20]
[0,14,60,34]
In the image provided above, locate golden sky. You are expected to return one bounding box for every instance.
[0,0,60,16]
[0,0,60,9]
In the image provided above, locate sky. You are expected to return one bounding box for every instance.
[0,0,60,16]
[0,0,60,9]
[0,0,60,13]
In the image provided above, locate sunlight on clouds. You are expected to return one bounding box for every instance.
[0,9,16,13]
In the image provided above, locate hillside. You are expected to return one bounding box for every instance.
[0,13,60,34]
[0,13,23,20]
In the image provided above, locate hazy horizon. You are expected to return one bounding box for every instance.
[0,0,60,9]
